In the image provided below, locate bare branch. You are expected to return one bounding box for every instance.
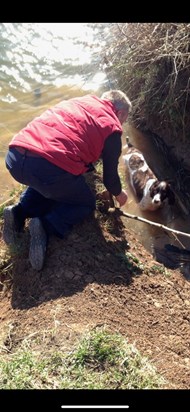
[120,211,190,239]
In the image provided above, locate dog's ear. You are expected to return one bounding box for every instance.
[167,185,175,205]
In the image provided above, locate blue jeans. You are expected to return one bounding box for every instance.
[5,147,96,237]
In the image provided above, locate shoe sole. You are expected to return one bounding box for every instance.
[3,207,16,245]
[29,218,47,271]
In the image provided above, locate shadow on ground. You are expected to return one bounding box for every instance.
[9,210,141,310]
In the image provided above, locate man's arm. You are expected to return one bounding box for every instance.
[101,132,128,208]
[102,131,122,195]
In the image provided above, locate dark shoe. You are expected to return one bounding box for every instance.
[29,218,47,271]
[3,205,24,245]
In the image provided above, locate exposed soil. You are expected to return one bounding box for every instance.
[0,172,190,390]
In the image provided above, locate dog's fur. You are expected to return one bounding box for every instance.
[123,143,175,211]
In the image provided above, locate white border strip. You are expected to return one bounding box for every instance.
[61,407,129,409]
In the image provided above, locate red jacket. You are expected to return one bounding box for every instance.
[10,95,123,175]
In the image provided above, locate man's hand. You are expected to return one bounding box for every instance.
[115,190,128,207]
[98,189,128,211]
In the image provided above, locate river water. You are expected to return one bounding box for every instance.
[0,22,107,201]
[1,22,190,278]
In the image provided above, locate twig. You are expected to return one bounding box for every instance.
[0,195,18,208]
[120,210,190,239]
[0,186,24,209]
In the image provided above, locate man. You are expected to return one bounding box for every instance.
[3,90,131,270]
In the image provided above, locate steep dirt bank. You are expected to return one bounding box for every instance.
[0,173,190,389]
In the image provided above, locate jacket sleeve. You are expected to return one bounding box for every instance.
[101,131,122,196]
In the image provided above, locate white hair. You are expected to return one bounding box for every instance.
[101,89,132,113]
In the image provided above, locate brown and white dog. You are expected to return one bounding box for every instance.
[123,142,175,211]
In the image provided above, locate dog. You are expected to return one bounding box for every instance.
[123,142,175,212]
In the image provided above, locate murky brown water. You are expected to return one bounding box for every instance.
[0,85,88,205]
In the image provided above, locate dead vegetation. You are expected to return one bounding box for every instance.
[94,23,190,212]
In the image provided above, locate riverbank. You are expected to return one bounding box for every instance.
[0,172,190,389]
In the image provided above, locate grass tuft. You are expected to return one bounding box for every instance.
[0,327,166,389]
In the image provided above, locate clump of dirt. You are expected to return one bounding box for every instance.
[0,172,190,389]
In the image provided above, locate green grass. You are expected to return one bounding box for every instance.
[116,251,144,274]
[0,327,166,389]
[150,264,170,277]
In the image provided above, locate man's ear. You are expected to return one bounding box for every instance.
[117,110,128,124]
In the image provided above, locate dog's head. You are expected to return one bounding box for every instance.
[149,181,175,207]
